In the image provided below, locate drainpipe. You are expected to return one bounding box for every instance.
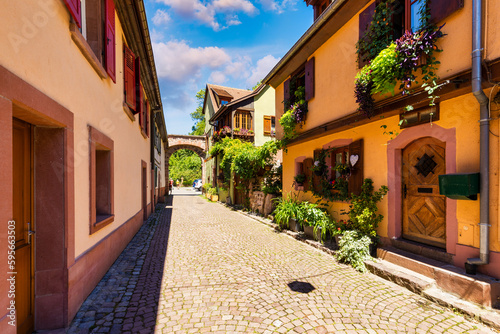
[467,0,490,268]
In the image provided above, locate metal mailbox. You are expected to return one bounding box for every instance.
[438,173,480,200]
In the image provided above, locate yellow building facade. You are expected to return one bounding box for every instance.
[265,0,500,279]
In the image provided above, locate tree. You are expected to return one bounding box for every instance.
[189,89,206,136]
[168,149,202,186]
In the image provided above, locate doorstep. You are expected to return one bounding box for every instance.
[366,246,500,330]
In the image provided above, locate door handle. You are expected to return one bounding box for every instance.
[27,222,35,244]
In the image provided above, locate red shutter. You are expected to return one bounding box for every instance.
[358,2,376,68]
[145,100,150,137]
[139,88,144,128]
[348,139,364,196]
[429,0,464,24]
[305,57,315,101]
[105,0,116,83]
[63,0,81,28]
[124,46,136,110]
[283,79,291,109]
[134,57,141,115]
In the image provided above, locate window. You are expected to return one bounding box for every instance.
[234,111,252,131]
[264,115,276,136]
[306,0,332,21]
[284,57,315,109]
[89,126,114,234]
[65,0,116,81]
[220,99,229,106]
[358,0,464,67]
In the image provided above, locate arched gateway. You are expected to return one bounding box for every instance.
[166,134,207,184]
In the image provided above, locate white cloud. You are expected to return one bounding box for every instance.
[208,71,227,84]
[153,40,231,82]
[156,0,258,30]
[258,0,299,13]
[152,9,172,26]
[246,54,280,86]
[212,0,258,15]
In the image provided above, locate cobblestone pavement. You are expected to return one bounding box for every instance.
[68,188,495,333]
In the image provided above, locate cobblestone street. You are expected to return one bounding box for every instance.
[68,189,495,333]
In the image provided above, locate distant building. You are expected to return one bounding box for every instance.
[203,84,278,204]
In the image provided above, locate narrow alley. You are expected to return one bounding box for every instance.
[67,190,494,333]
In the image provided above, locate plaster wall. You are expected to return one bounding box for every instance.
[0,0,151,257]
[254,85,276,147]
[275,0,500,137]
[282,91,500,269]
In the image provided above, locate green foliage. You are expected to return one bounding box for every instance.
[273,195,301,229]
[336,230,372,272]
[369,43,399,95]
[262,165,282,195]
[279,109,297,142]
[207,187,217,196]
[296,202,329,228]
[294,174,306,184]
[345,179,388,239]
[251,80,262,91]
[189,89,206,136]
[168,149,202,186]
[356,0,397,64]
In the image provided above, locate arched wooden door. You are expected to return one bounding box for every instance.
[402,137,446,248]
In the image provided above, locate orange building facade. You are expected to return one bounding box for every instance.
[265,0,500,279]
[0,0,167,332]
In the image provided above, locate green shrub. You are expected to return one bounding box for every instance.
[273,195,300,229]
[335,230,372,272]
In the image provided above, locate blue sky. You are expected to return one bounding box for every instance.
[144,0,313,135]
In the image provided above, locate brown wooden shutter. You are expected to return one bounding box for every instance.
[303,158,313,192]
[305,57,315,101]
[263,116,271,135]
[105,0,116,83]
[348,139,364,196]
[124,46,136,110]
[134,57,141,115]
[429,0,464,24]
[283,79,291,108]
[63,0,82,28]
[312,149,322,192]
[358,2,376,68]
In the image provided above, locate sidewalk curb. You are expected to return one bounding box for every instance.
[219,202,500,331]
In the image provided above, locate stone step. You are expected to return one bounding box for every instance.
[375,246,500,309]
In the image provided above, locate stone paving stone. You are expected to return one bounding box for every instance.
[67,189,497,333]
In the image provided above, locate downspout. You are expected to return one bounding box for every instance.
[467,0,490,267]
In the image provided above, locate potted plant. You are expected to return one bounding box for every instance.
[334,163,351,176]
[311,160,325,176]
[294,173,306,186]
[273,195,300,231]
[297,202,329,241]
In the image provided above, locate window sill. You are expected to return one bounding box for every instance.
[123,103,136,122]
[70,22,108,80]
[92,214,114,234]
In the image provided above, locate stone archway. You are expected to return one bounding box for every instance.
[166,135,207,187]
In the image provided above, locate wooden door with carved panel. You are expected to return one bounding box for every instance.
[402,137,446,248]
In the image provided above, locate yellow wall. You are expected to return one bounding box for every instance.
[282,90,500,252]
[254,85,277,146]
[276,0,500,136]
[0,0,152,257]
